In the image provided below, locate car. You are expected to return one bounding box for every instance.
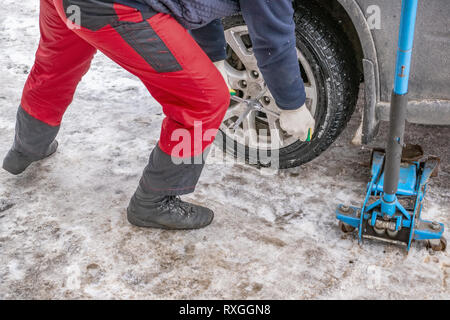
[218,0,450,169]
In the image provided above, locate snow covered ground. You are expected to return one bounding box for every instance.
[0,1,449,299]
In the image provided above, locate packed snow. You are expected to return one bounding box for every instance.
[0,1,449,299]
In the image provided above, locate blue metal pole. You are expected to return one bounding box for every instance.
[394,0,418,95]
[382,0,418,215]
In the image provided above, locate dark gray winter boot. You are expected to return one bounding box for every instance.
[2,106,60,175]
[2,140,59,175]
[127,185,214,230]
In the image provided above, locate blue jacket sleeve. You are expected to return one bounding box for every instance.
[240,0,306,110]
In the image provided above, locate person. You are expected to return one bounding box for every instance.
[190,3,316,142]
[2,0,315,230]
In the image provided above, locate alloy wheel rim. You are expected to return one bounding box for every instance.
[220,25,318,151]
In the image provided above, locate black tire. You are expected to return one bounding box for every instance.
[220,2,359,169]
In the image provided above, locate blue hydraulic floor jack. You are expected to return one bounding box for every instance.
[336,0,446,251]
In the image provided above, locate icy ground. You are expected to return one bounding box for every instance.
[0,1,449,300]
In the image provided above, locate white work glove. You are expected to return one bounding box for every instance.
[279,105,315,141]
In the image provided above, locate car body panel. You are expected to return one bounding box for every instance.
[355,0,450,102]
[329,0,450,143]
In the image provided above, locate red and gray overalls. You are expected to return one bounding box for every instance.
[14,0,304,195]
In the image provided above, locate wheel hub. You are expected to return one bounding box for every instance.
[220,24,318,151]
[246,82,264,98]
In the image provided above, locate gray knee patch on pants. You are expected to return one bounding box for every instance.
[13,106,60,160]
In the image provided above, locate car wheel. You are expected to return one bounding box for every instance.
[217,2,359,169]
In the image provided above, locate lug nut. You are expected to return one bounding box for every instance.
[263,96,271,104]
[239,80,247,88]
[251,70,259,78]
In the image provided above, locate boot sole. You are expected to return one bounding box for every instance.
[2,162,29,175]
[2,141,58,175]
[126,207,213,230]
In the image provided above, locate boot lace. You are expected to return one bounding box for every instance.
[160,196,194,218]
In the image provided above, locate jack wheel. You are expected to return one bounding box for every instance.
[339,221,355,233]
[373,226,385,235]
[428,237,447,252]
[386,229,399,238]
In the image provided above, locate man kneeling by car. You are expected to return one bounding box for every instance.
[2,0,315,230]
